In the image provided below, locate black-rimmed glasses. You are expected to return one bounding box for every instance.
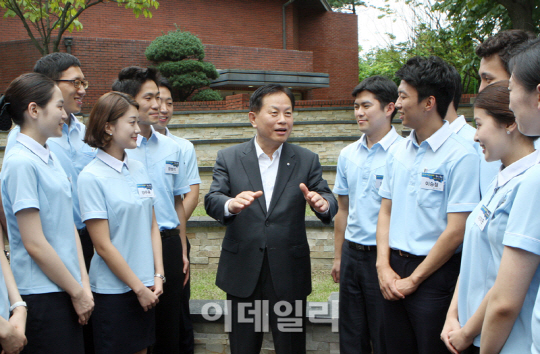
[55,79,89,89]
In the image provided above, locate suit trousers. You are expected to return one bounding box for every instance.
[339,241,386,354]
[227,250,307,354]
[382,251,461,354]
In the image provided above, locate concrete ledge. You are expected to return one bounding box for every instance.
[167,120,358,129]
[191,136,358,145]
[198,165,337,173]
[187,216,334,228]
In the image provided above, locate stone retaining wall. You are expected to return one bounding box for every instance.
[187,217,335,270]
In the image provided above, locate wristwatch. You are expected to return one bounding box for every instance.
[154,273,166,284]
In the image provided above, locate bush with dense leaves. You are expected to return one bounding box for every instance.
[191,89,223,102]
[145,29,220,101]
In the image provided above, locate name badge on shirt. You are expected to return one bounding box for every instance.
[137,184,155,198]
[165,161,179,174]
[375,175,383,189]
[421,172,445,191]
[474,205,491,231]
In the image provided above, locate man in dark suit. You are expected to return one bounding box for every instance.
[205,84,338,354]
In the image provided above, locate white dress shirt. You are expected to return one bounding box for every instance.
[224,137,282,216]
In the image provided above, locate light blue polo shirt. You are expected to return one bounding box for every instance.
[0,262,9,321]
[499,156,540,354]
[78,149,155,294]
[1,133,81,295]
[450,116,500,198]
[126,127,190,231]
[333,127,402,245]
[458,150,538,349]
[165,127,201,186]
[379,121,481,255]
[5,115,96,229]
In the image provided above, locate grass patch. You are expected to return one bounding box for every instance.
[190,268,338,302]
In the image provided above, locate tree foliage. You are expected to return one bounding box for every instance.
[327,0,365,14]
[434,0,539,37]
[145,29,220,102]
[359,0,538,94]
[191,89,222,102]
[0,0,159,55]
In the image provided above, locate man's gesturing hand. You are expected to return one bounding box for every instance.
[228,191,264,214]
[299,183,329,213]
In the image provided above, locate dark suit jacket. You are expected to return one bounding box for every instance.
[204,138,338,303]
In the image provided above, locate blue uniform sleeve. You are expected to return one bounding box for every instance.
[333,151,349,195]
[4,126,20,154]
[173,149,191,196]
[503,166,540,256]
[183,142,201,186]
[378,151,394,200]
[78,172,108,221]
[447,152,481,213]
[3,156,40,213]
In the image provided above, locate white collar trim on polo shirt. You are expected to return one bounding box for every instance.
[359,126,400,151]
[96,148,128,173]
[496,150,539,188]
[254,136,283,160]
[16,133,52,164]
[449,115,467,134]
[136,125,158,147]
[408,121,452,152]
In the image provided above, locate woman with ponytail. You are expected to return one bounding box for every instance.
[0,72,93,353]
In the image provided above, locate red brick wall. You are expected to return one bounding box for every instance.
[0,0,359,103]
[0,0,292,49]
[204,45,312,71]
[0,38,314,111]
[298,10,359,100]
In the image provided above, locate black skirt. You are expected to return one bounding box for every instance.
[92,291,155,354]
[21,292,83,354]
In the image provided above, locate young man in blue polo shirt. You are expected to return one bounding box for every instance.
[445,66,499,197]
[331,76,401,354]
[112,67,191,354]
[376,56,481,354]
[153,77,201,353]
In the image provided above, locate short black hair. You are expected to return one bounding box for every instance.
[33,53,81,80]
[509,37,540,92]
[249,84,295,113]
[158,77,173,94]
[450,66,462,111]
[476,30,536,75]
[396,56,455,119]
[352,75,398,118]
[111,66,160,98]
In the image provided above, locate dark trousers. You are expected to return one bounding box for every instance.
[22,292,83,354]
[154,230,187,354]
[382,251,461,354]
[78,227,95,354]
[179,239,194,353]
[227,251,307,354]
[339,241,386,354]
[462,345,480,354]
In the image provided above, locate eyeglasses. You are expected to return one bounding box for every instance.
[55,79,89,90]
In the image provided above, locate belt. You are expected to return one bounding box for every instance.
[392,249,425,259]
[160,229,180,239]
[348,240,376,251]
